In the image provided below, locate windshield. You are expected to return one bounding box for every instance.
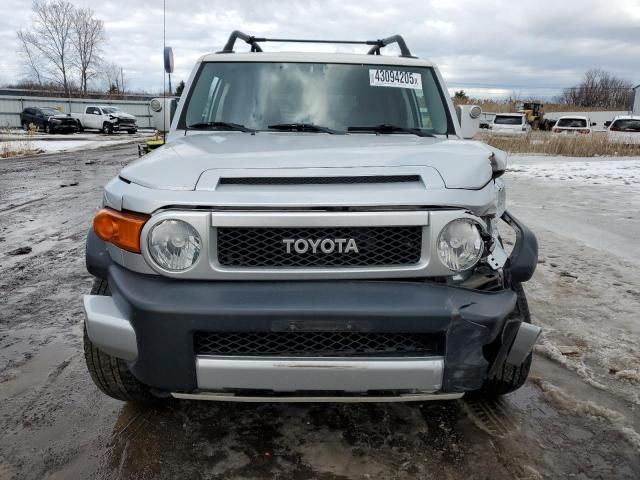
[101,107,121,114]
[180,62,451,134]
[41,108,59,116]
[493,115,523,125]
[557,118,587,128]
[611,119,640,132]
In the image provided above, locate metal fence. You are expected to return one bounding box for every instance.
[0,94,155,129]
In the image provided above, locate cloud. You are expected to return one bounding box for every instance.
[1,0,638,98]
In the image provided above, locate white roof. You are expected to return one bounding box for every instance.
[556,115,589,120]
[494,112,525,116]
[199,51,434,67]
[611,114,640,120]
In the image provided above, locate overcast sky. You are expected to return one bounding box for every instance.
[1,0,638,98]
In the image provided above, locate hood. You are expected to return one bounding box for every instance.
[120,132,500,191]
[48,113,73,120]
[113,112,135,120]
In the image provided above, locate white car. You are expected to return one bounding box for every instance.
[607,115,640,144]
[490,113,530,136]
[72,105,137,134]
[552,115,594,135]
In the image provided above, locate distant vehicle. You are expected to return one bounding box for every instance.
[19,107,79,134]
[71,105,137,134]
[552,116,595,135]
[607,115,640,144]
[490,113,530,135]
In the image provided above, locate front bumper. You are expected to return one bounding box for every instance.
[84,263,520,393]
[114,122,137,131]
[84,211,538,397]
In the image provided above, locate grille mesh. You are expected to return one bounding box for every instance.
[195,331,444,357]
[219,175,421,186]
[217,226,422,268]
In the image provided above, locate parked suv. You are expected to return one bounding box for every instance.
[83,32,540,403]
[20,107,79,133]
[552,115,595,134]
[490,113,530,136]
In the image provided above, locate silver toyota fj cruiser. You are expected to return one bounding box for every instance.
[83,32,540,403]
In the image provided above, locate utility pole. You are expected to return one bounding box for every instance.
[120,67,124,96]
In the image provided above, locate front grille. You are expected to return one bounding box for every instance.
[219,175,421,186]
[195,331,444,357]
[217,226,422,268]
[118,118,135,125]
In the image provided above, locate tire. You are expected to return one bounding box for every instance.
[77,122,84,132]
[474,283,533,397]
[84,279,159,403]
[44,123,53,134]
[103,122,113,135]
[127,130,136,134]
[21,121,28,131]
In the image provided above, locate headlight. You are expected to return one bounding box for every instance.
[148,219,201,271]
[437,219,484,272]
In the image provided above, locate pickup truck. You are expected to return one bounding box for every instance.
[72,105,137,134]
[83,31,540,404]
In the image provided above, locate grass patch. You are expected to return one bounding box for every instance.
[480,131,640,157]
[0,128,42,158]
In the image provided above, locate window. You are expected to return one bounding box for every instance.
[557,118,587,128]
[494,115,523,125]
[180,62,452,135]
[610,119,640,132]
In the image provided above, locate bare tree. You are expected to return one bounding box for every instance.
[17,0,76,95]
[72,7,105,95]
[17,31,44,85]
[559,68,633,109]
[102,62,126,95]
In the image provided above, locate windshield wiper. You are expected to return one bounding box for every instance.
[187,121,255,132]
[347,124,434,137]
[267,123,342,134]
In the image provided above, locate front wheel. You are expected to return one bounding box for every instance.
[44,123,53,134]
[103,122,113,135]
[474,283,533,397]
[84,279,160,403]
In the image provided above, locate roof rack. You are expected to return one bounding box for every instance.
[218,30,416,58]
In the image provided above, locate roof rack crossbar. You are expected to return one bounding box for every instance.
[218,31,415,58]
[367,35,414,58]
[218,30,264,53]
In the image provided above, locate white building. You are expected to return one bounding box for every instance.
[634,84,640,114]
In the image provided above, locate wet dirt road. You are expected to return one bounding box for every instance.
[1,145,639,479]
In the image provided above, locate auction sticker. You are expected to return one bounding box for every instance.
[369,69,422,89]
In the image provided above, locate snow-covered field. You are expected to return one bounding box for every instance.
[0,130,153,155]
[510,155,640,186]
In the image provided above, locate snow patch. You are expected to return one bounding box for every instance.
[509,156,640,186]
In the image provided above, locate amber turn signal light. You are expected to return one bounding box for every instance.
[93,208,150,253]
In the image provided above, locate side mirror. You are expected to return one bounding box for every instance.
[591,122,597,126]
[456,105,482,139]
[604,121,612,128]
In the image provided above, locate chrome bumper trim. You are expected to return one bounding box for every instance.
[195,355,444,392]
[171,391,463,403]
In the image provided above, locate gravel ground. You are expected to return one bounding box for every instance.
[0,144,639,479]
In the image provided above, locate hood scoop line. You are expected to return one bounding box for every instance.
[218,175,422,186]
